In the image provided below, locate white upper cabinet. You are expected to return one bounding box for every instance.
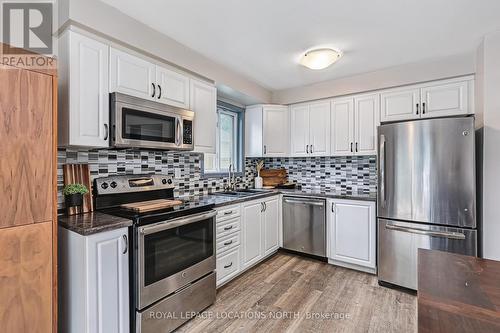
[290,104,310,156]
[354,94,380,155]
[380,76,474,123]
[420,80,469,118]
[109,47,191,109]
[331,94,379,156]
[308,101,331,156]
[58,31,110,148]
[290,102,330,157]
[191,79,217,153]
[328,199,376,271]
[245,105,289,157]
[109,47,155,100]
[380,87,420,122]
[331,97,354,156]
[155,66,190,109]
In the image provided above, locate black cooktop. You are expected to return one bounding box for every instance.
[100,199,215,226]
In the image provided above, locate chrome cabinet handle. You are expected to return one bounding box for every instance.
[306,145,309,154]
[422,102,426,114]
[224,262,233,269]
[260,202,264,212]
[224,211,233,215]
[224,240,233,246]
[122,235,128,254]
[103,124,109,141]
[385,224,466,240]
[310,145,314,154]
[263,145,267,154]
[263,202,267,211]
[416,103,419,115]
[379,134,386,208]
[350,142,353,153]
[158,85,162,99]
[355,142,358,153]
[151,83,156,98]
[223,225,233,231]
[331,202,335,213]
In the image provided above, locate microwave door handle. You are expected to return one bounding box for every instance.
[139,210,217,235]
[176,117,182,146]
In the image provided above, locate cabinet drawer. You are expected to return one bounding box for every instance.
[216,247,240,282]
[216,205,241,221]
[216,232,240,254]
[216,217,241,237]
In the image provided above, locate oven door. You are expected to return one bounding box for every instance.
[136,210,216,309]
[113,101,183,150]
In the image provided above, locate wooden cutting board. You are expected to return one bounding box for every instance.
[260,168,288,187]
[121,199,183,213]
[63,163,93,215]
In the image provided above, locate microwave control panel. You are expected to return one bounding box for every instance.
[183,120,193,145]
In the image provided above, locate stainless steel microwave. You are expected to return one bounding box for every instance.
[110,92,194,150]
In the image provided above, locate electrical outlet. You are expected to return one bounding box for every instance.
[174,168,182,178]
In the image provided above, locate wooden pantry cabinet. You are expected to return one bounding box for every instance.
[0,50,58,332]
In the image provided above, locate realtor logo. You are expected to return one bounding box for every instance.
[2,1,53,54]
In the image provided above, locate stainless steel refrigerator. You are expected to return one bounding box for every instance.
[377,117,477,290]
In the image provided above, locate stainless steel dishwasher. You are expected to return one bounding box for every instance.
[282,196,326,257]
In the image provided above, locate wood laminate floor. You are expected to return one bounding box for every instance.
[177,252,417,333]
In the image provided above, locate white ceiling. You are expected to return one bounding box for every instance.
[101,0,500,91]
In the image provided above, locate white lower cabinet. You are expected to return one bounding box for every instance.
[59,226,129,333]
[327,199,376,273]
[216,196,280,287]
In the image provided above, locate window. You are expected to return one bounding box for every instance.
[204,101,243,175]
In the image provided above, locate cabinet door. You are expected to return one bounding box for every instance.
[0,66,53,228]
[67,31,109,147]
[87,228,129,333]
[330,200,376,269]
[244,105,263,157]
[330,98,354,156]
[308,101,330,156]
[263,198,279,255]
[191,79,217,153]
[241,202,263,268]
[289,104,310,156]
[380,87,420,122]
[0,222,52,332]
[155,65,190,109]
[420,80,468,118]
[109,47,155,100]
[354,94,379,155]
[263,105,289,157]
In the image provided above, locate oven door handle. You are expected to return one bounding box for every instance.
[139,210,217,235]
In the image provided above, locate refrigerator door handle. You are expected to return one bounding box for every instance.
[379,134,386,208]
[385,223,466,240]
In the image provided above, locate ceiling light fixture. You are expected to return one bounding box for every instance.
[300,48,342,70]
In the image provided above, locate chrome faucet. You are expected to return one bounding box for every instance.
[225,163,237,192]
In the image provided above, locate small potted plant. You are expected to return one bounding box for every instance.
[63,183,89,208]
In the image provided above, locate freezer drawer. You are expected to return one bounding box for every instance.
[378,219,477,290]
[282,196,326,257]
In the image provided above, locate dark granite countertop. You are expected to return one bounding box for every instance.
[277,189,377,202]
[58,212,133,236]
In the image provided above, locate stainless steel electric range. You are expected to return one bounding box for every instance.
[93,174,216,333]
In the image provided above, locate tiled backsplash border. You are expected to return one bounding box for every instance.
[57,148,377,210]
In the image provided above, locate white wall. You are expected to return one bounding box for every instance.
[58,0,272,104]
[476,31,500,261]
[272,53,475,104]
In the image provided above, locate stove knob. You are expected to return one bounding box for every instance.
[101,182,109,189]
[162,179,167,185]
[167,179,173,185]
[110,181,117,188]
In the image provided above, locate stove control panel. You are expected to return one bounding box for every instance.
[95,174,174,195]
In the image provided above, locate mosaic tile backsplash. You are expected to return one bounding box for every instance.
[57,148,377,210]
[246,156,377,194]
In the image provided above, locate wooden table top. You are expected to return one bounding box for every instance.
[418,249,500,333]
